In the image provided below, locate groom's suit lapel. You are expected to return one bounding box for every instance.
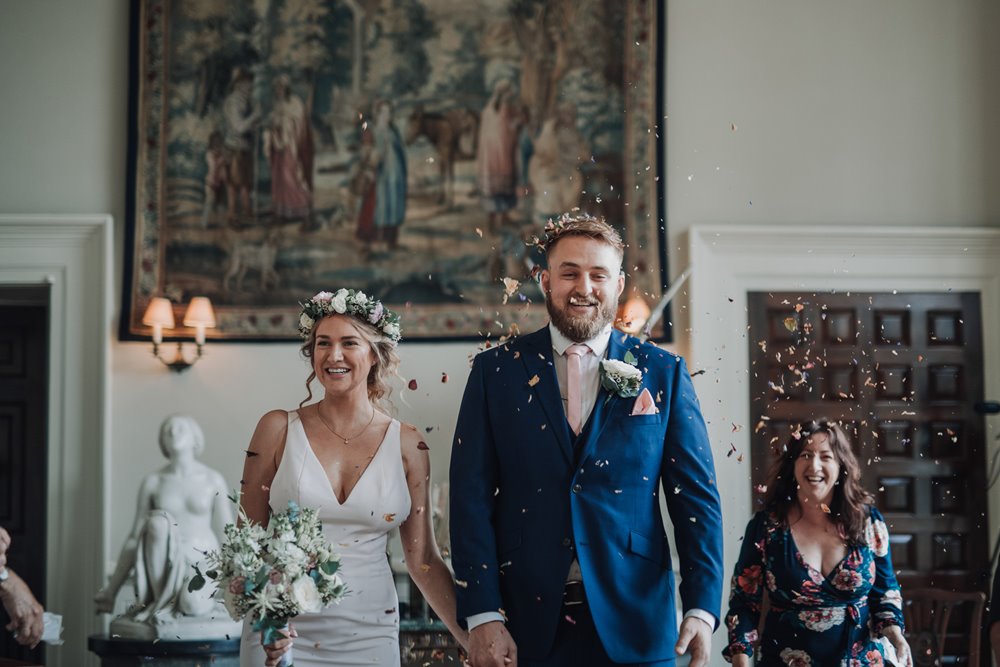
[520,328,574,465]
[578,329,630,461]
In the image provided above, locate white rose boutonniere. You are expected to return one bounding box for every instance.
[600,351,643,398]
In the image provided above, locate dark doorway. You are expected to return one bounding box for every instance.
[748,291,988,664]
[0,284,49,663]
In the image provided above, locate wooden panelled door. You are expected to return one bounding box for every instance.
[0,285,48,663]
[748,292,988,663]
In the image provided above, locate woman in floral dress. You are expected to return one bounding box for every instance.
[723,420,912,666]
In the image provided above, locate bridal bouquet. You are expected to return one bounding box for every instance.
[190,496,345,665]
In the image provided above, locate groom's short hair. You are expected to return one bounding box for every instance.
[543,212,625,261]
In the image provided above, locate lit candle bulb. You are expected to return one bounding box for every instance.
[195,324,206,346]
[152,323,163,345]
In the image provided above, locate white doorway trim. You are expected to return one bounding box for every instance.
[686,224,1000,599]
[0,214,112,667]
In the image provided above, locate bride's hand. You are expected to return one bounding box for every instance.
[262,624,297,667]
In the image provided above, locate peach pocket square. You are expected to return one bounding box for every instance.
[630,388,659,416]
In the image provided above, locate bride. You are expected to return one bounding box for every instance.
[239,289,467,666]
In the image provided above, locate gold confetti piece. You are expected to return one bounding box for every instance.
[783,317,797,332]
[456,579,468,588]
[528,374,540,387]
[420,563,431,572]
[794,303,804,312]
[476,228,483,237]
[383,513,396,522]
[820,503,831,513]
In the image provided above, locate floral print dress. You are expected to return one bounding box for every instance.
[723,506,904,666]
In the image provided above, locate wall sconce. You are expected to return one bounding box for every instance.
[141,296,216,372]
[616,293,651,335]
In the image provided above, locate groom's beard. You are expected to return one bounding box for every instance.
[546,293,617,343]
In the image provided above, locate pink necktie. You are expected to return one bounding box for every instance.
[566,344,589,435]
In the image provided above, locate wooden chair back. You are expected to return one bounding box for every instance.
[902,588,986,666]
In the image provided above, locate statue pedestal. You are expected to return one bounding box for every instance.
[108,611,241,641]
[87,635,239,667]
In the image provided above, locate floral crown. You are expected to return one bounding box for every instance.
[526,211,605,252]
[298,289,401,344]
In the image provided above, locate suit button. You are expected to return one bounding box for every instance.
[572,484,582,493]
[562,537,571,547]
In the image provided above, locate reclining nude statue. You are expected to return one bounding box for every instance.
[94,415,240,640]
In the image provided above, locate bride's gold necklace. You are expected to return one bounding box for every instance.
[316,405,376,444]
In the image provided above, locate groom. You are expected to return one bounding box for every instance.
[450,213,723,667]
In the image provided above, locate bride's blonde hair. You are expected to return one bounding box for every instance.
[298,314,400,412]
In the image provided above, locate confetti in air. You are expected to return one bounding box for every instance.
[501,277,520,305]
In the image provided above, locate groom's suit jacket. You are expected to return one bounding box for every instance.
[449,326,724,663]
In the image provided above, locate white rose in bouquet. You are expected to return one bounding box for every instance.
[290,576,322,613]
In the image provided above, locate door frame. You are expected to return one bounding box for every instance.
[0,215,112,667]
[685,224,1000,592]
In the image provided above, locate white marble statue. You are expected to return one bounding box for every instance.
[94,415,240,640]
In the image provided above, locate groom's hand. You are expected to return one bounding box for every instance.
[675,616,712,667]
[468,620,516,667]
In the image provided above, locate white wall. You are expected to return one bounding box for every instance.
[666,0,1000,233]
[2,1,1000,664]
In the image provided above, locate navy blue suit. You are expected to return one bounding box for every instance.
[449,327,724,664]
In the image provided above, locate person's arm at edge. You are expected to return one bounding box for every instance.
[398,423,468,651]
[1,568,44,648]
[661,354,724,624]
[240,409,293,666]
[450,351,516,667]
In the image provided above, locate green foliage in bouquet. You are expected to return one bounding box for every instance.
[190,493,346,647]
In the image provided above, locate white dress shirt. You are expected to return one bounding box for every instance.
[466,324,715,631]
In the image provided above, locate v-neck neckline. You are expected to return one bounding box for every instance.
[297,415,394,506]
[787,523,851,582]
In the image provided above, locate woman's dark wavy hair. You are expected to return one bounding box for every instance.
[761,419,873,545]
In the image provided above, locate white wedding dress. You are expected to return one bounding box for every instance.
[240,411,411,666]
